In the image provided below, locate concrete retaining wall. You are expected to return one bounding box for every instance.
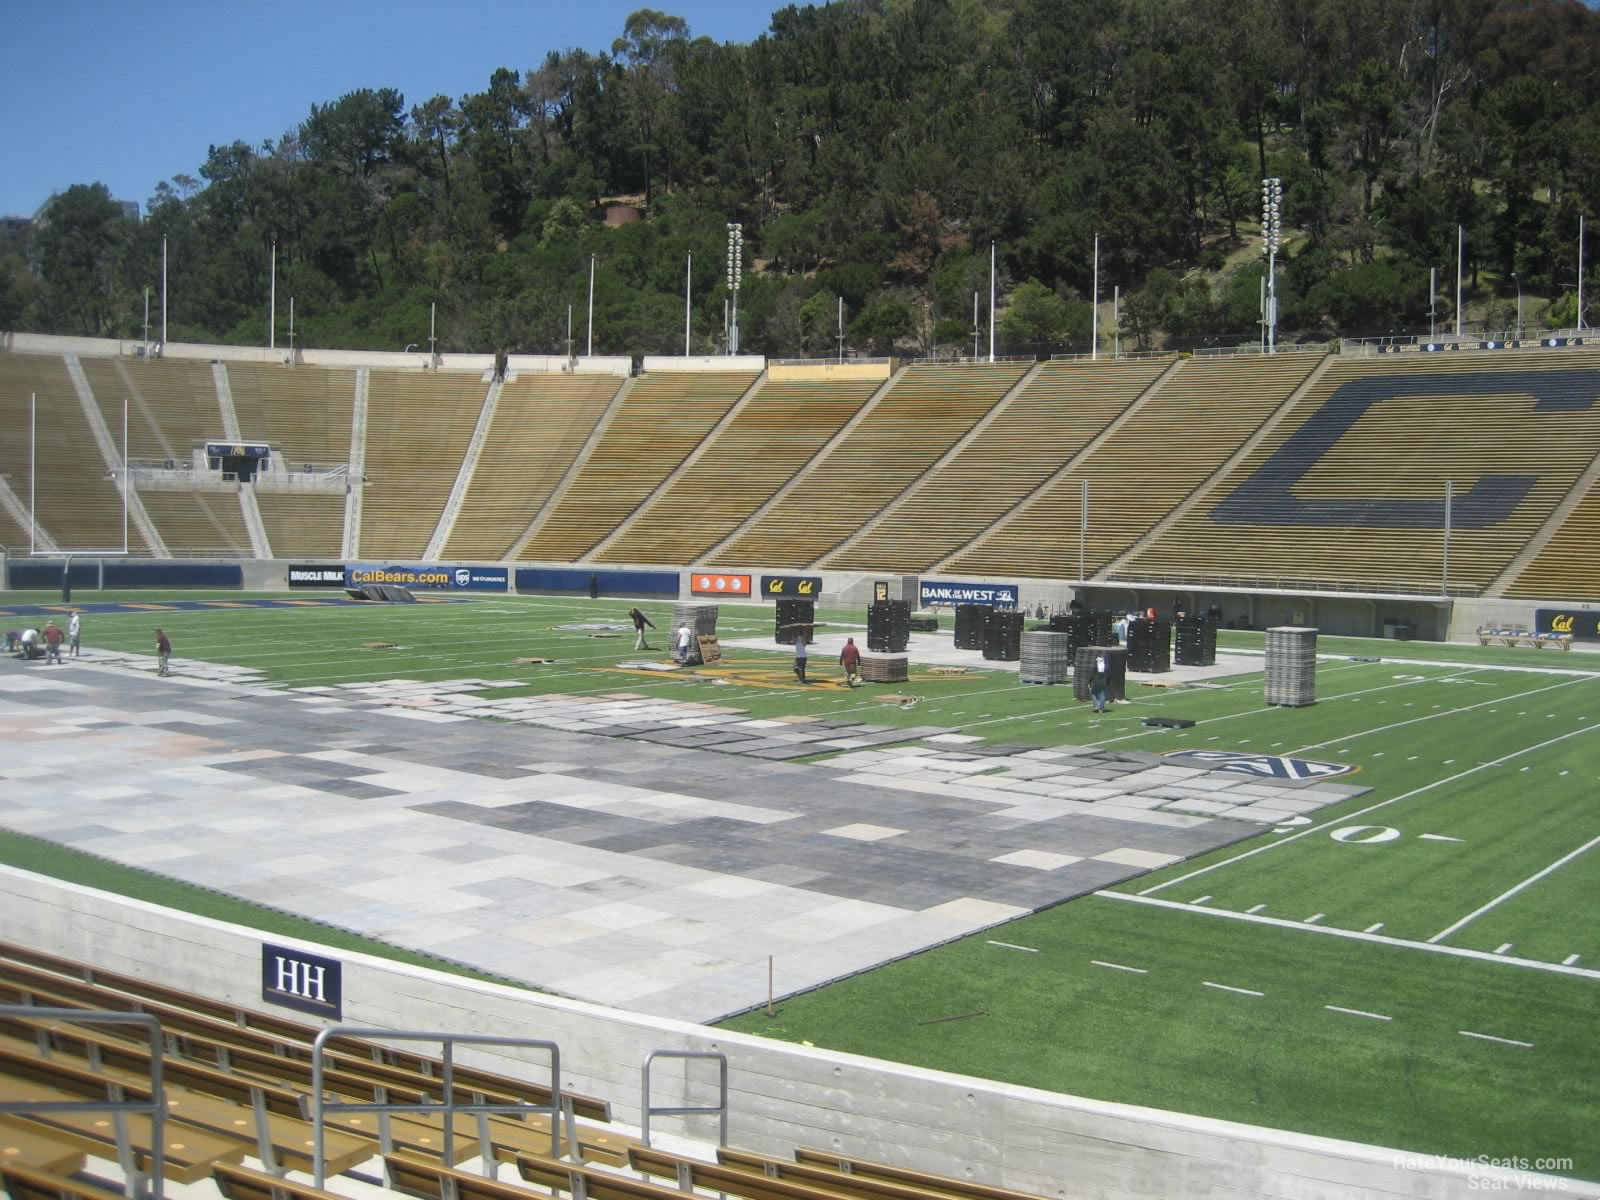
[2,870,1585,1199]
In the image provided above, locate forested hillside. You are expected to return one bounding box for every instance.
[3,0,1596,355]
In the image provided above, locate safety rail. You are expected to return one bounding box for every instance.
[310,1027,569,1187]
[0,1006,166,1200]
[640,1050,727,1150]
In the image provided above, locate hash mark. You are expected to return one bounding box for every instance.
[1305,913,1325,924]
[1203,981,1263,997]
[1246,904,1266,914]
[1459,1030,1533,1048]
[1326,1005,1391,1021]
[1562,954,1581,966]
[987,940,1038,953]
[1493,943,1513,955]
[1090,959,1148,974]
[1364,922,1384,933]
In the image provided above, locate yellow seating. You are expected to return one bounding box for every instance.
[1503,479,1600,599]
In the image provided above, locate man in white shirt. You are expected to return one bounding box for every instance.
[68,610,81,657]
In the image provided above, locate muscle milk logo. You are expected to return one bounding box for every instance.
[261,943,342,1018]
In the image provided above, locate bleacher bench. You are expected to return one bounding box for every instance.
[1474,626,1572,650]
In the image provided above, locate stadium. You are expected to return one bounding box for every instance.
[0,329,1597,1200]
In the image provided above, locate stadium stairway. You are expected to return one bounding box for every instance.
[65,355,165,555]
[422,378,503,561]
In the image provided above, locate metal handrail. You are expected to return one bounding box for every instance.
[0,1007,165,1200]
[640,1049,727,1149]
[310,1026,566,1187]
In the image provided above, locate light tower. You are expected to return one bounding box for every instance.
[726,222,743,354]
[1261,177,1282,354]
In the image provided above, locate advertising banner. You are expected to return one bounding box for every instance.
[691,572,751,596]
[287,564,347,588]
[761,574,822,599]
[261,943,342,1019]
[345,564,508,592]
[1534,609,1600,640]
[918,580,1019,607]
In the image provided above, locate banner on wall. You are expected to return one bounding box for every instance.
[691,573,751,596]
[1534,609,1600,640]
[918,580,1019,607]
[287,564,347,588]
[345,565,508,592]
[761,574,821,599]
[261,943,342,1019]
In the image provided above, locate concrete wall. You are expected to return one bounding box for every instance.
[1,869,1584,1199]
[640,355,766,373]
[768,361,893,382]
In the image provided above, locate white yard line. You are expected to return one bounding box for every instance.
[1203,981,1263,997]
[1459,1030,1534,1049]
[987,940,1039,953]
[1326,1005,1391,1021]
[1097,891,1600,981]
[1090,960,1148,974]
[1364,923,1385,933]
[1562,954,1581,966]
[1427,833,1600,944]
[1137,721,1600,897]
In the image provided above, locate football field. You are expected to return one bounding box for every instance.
[2,589,1595,1179]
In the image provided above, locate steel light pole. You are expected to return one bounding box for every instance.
[1261,178,1282,354]
[726,223,743,355]
[1511,272,1521,340]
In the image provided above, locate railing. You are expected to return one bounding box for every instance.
[1101,570,1470,599]
[1343,327,1592,355]
[768,356,893,366]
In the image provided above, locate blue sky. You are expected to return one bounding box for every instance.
[0,1,777,218]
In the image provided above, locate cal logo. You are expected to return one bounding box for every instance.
[1167,749,1357,780]
[1552,614,1575,633]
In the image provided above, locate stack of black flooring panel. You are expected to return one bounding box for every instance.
[982,608,1024,661]
[775,599,814,644]
[1126,618,1171,673]
[1019,630,1072,684]
[1265,626,1318,706]
[1072,645,1127,703]
[868,600,910,652]
[954,604,987,649]
[1175,615,1218,666]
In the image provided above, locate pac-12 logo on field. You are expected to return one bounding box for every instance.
[1166,749,1357,780]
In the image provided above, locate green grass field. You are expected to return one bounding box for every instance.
[3,587,1596,1180]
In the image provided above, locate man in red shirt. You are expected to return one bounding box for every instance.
[839,636,861,688]
[155,628,172,676]
[42,621,63,664]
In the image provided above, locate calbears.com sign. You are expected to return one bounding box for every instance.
[346,564,508,592]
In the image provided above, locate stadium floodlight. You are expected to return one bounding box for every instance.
[1261,178,1282,354]
[726,223,743,355]
[1512,271,1521,340]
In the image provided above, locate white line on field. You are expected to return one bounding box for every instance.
[1419,833,1462,843]
[1563,954,1581,966]
[1203,981,1263,997]
[987,940,1038,953]
[1364,923,1385,933]
[1189,895,1212,905]
[1138,720,1600,897]
[1304,913,1325,924]
[1246,904,1266,914]
[1097,891,1600,980]
[1459,1031,1533,1049]
[1090,960,1148,974]
[1494,943,1513,955]
[1326,1006,1391,1021]
[1428,833,1600,943]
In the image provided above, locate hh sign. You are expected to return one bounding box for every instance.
[346,565,508,592]
[919,580,1019,607]
[261,943,342,1019]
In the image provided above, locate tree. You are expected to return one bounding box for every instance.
[997,279,1089,347]
[37,184,132,336]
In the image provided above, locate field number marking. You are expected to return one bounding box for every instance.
[1330,825,1401,844]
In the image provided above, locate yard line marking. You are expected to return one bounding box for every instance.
[1246,904,1266,914]
[1090,960,1148,974]
[1189,895,1212,905]
[1419,834,1462,843]
[1304,913,1325,924]
[1494,943,1513,955]
[1098,891,1600,981]
[1428,833,1600,944]
[1459,1031,1533,1049]
[1326,1006,1391,1021]
[1407,755,1419,760]
[1203,981,1263,997]
[1364,923,1385,933]
[987,940,1039,953]
[1562,954,1581,966]
[1140,719,1600,898]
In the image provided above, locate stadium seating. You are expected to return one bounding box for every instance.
[77,357,222,462]
[0,353,147,552]
[225,364,356,463]
[826,358,1168,571]
[594,376,880,566]
[947,353,1321,580]
[1118,351,1600,594]
[1501,479,1600,599]
[361,372,489,559]
[135,490,252,557]
[517,371,759,563]
[443,372,621,562]
[711,362,1030,569]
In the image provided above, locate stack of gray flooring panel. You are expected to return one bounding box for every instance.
[1265,626,1318,706]
[1019,630,1072,684]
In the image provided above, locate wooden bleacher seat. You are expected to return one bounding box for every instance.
[212,1161,353,1200]
[716,1145,1001,1200]
[391,1150,678,1200]
[0,1118,89,1174]
[0,1159,128,1200]
[792,1146,1046,1200]
[631,1143,915,1200]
